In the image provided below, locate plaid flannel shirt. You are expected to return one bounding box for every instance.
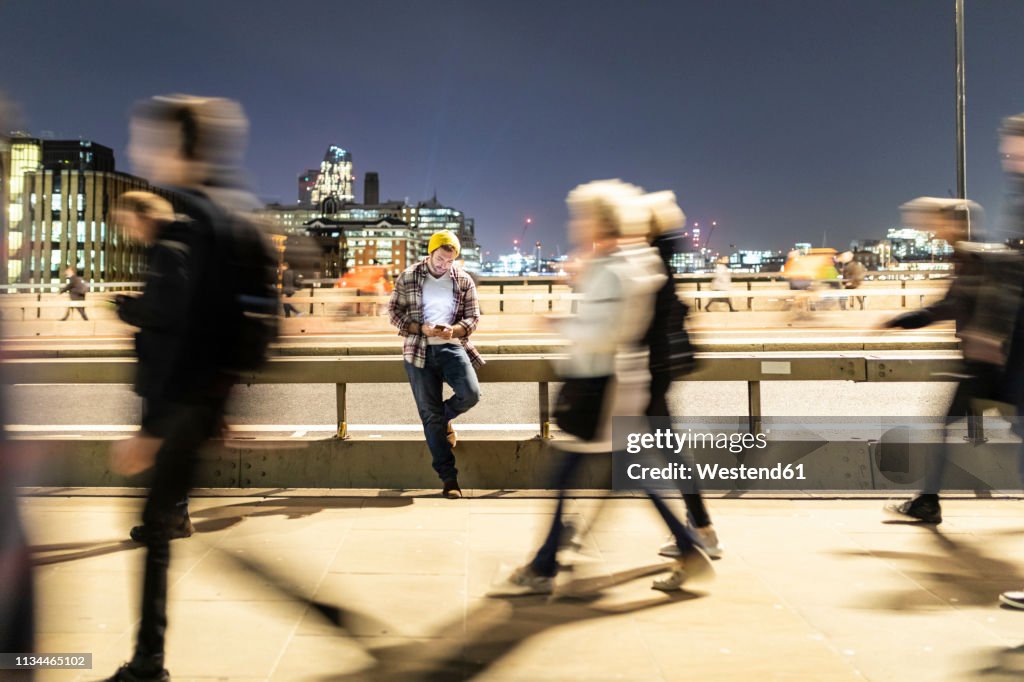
[388,259,484,369]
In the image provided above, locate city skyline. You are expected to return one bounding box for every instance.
[6,1,1024,253]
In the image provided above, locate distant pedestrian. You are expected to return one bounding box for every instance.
[839,251,867,310]
[706,258,736,311]
[281,262,301,317]
[59,265,88,320]
[388,229,482,499]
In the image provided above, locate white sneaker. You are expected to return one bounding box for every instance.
[489,565,554,597]
[652,566,687,592]
[658,526,724,560]
[695,526,724,559]
[1000,590,1024,609]
[652,546,715,592]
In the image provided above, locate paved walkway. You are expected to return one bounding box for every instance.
[17,490,1024,681]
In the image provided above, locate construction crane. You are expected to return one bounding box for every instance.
[513,217,532,251]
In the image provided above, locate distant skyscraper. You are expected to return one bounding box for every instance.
[310,145,354,206]
[298,168,319,206]
[364,172,379,205]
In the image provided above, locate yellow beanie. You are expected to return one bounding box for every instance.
[428,230,461,256]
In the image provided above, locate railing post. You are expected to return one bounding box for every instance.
[538,381,551,439]
[548,283,553,312]
[747,380,762,434]
[746,280,753,311]
[499,284,505,313]
[901,280,906,309]
[336,383,348,439]
[965,410,987,444]
[696,282,702,311]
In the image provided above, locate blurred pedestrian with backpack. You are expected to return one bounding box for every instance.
[59,265,88,320]
[642,190,723,562]
[105,94,277,682]
[883,197,1024,525]
[983,112,1024,609]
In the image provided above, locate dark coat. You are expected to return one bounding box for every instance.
[116,219,194,402]
[59,275,87,300]
[644,229,690,373]
[117,189,234,404]
[282,268,296,296]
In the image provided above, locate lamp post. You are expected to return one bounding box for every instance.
[955,0,966,206]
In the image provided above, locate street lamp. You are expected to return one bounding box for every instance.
[955,0,966,203]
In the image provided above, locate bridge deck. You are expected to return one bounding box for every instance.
[19,490,1024,681]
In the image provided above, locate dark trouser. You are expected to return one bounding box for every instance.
[840,288,864,310]
[706,296,735,312]
[404,345,481,483]
[61,303,88,320]
[283,294,299,317]
[528,448,698,578]
[131,396,226,673]
[142,398,191,519]
[921,362,1003,498]
[646,371,712,528]
[0,522,34,663]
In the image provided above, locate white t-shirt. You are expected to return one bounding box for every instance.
[422,269,459,346]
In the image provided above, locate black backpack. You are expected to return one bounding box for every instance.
[186,191,280,373]
[958,243,1024,366]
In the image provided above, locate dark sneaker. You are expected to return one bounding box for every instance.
[884,497,942,524]
[489,564,554,596]
[130,516,195,543]
[442,479,462,499]
[106,662,170,681]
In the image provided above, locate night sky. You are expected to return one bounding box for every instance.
[6,1,1024,255]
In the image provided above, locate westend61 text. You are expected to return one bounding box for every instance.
[626,462,807,482]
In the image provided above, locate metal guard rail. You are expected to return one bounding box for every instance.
[3,351,966,439]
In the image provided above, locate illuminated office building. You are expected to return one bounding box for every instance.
[10,137,174,283]
[260,174,481,273]
[310,145,354,206]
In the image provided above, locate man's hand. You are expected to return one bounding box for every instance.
[435,325,454,340]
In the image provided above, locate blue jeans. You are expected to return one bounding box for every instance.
[404,344,481,483]
[529,449,698,578]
